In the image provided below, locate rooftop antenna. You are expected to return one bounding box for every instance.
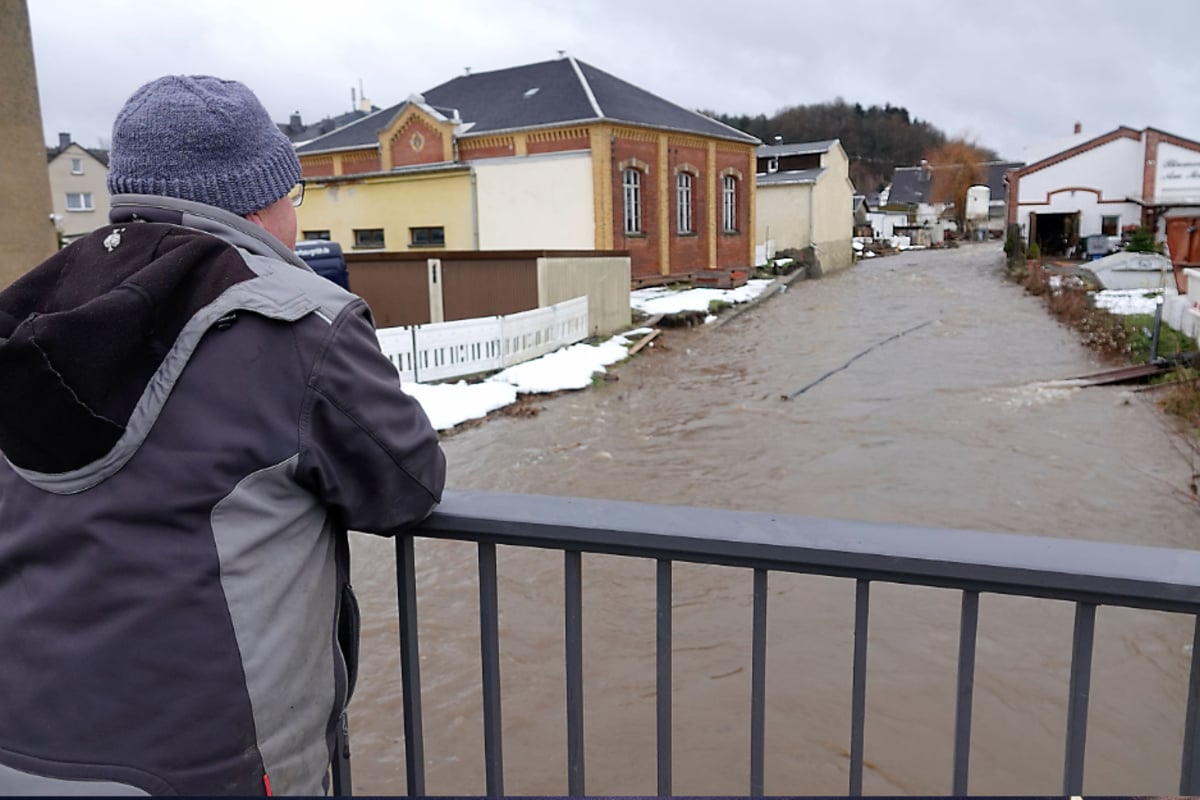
[351,86,356,109]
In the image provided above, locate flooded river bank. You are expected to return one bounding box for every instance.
[348,242,1198,795]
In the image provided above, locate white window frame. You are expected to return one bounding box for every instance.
[676,172,693,234]
[65,192,93,211]
[722,175,737,232]
[623,168,642,235]
[70,157,83,175]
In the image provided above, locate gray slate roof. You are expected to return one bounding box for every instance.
[297,57,757,155]
[278,107,380,145]
[885,166,932,205]
[986,161,1024,196]
[46,143,108,167]
[757,139,838,158]
[886,160,1023,206]
[756,167,825,186]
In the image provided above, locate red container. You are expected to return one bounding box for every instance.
[1165,217,1200,293]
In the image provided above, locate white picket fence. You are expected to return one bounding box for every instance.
[376,296,590,384]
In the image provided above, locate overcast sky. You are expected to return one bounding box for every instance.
[27,0,1200,165]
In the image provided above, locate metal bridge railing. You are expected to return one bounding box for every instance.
[359,490,1200,797]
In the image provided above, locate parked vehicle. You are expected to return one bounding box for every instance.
[295,240,349,289]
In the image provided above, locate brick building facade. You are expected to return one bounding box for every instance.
[292,58,759,281]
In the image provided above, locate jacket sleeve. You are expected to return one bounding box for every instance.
[296,300,446,535]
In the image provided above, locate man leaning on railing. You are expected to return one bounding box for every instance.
[0,75,446,795]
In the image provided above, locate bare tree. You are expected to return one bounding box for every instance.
[924,138,990,230]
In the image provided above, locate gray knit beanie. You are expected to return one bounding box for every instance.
[107,75,301,217]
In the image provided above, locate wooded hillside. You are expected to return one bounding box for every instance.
[705,100,997,194]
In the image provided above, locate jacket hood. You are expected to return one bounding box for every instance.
[0,222,255,475]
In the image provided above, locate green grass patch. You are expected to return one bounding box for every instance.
[1120,313,1195,363]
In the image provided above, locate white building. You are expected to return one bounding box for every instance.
[1006,126,1200,257]
[865,209,909,240]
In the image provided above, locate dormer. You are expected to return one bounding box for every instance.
[380,95,458,170]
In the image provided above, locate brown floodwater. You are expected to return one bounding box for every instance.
[347,242,1198,796]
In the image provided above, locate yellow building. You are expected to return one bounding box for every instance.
[755,139,855,274]
[299,163,475,251]
[294,58,759,283]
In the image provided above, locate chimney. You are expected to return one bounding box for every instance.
[1074,121,1082,135]
[289,112,302,131]
[58,132,70,149]
[773,135,783,145]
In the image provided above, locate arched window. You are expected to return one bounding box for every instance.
[676,172,693,234]
[722,175,738,232]
[623,168,642,234]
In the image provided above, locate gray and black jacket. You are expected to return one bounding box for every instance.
[0,196,446,795]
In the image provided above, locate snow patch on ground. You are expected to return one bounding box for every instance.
[1093,289,1163,316]
[630,279,774,315]
[488,332,639,394]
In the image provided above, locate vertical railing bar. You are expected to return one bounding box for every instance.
[656,559,673,797]
[395,535,426,797]
[478,543,505,797]
[750,568,768,797]
[849,579,870,797]
[1180,615,1200,794]
[410,325,420,384]
[565,550,586,795]
[1063,602,1097,796]
[952,590,980,795]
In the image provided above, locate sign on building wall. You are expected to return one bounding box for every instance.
[1156,145,1200,201]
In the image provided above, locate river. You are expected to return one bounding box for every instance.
[347,242,1198,795]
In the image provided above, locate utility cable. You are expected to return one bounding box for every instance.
[782,320,933,400]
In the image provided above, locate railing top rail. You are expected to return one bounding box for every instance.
[413,491,1200,614]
